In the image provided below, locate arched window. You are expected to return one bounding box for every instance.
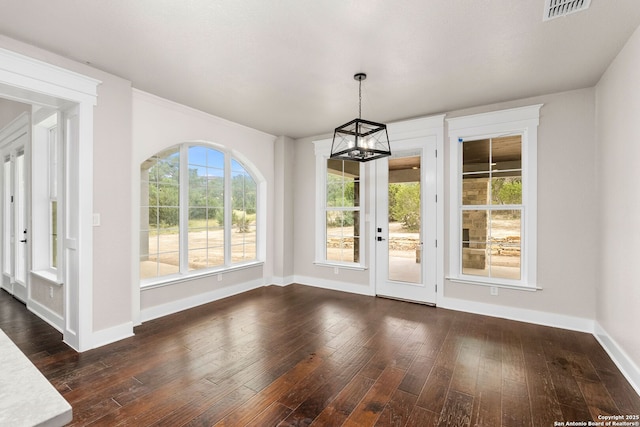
[140,143,261,284]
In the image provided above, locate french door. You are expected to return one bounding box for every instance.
[1,122,29,302]
[375,136,437,304]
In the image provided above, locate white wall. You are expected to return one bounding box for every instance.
[91,68,134,333]
[131,90,276,320]
[273,136,295,285]
[442,88,598,327]
[595,24,640,382]
[0,99,30,127]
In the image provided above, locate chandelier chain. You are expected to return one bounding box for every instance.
[358,78,362,119]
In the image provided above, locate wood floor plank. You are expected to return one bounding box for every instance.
[342,366,406,427]
[544,339,592,411]
[437,390,473,427]
[414,315,468,414]
[244,402,292,427]
[449,338,482,396]
[564,350,601,382]
[559,403,593,423]
[596,368,640,415]
[521,333,564,427]
[468,353,502,427]
[214,350,326,426]
[310,374,376,427]
[415,365,453,413]
[577,378,621,419]
[1,285,639,426]
[181,385,257,426]
[501,326,527,384]
[405,406,439,427]
[470,390,501,427]
[373,388,418,427]
[502,378,533,427]
[398,354,436,396]
[278,345,376,425]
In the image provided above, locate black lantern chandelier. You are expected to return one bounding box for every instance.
[329,73,391,162]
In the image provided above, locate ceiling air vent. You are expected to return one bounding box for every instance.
[543,0,592,21]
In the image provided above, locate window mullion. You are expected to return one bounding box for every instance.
[224,153,232,267]
[179,144,189,274]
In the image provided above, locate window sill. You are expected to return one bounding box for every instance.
[313,261,368,271]
[31,270,63,286]
[140,261,264,290]
[446,276,541,292]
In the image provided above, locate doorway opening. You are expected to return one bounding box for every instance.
[0,99,71,334]
[0,109,29,302]
[0,46,99,351]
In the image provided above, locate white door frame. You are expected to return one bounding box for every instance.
[368,115,445,305]
[0,112,29,302]
[374,136,437,304]
[0,47,100,351]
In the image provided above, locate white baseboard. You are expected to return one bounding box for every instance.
[293,275,375,297]
[438,296,594,333]
[91,322,134,349]
[594,322,640,396]
[270,276,294,287]
[27,298,63,333]
[140,278,264,323]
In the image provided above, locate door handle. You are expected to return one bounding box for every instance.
[377,236,386,241]
[19,239,27,243]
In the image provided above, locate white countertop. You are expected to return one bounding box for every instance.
[0,328,72,426]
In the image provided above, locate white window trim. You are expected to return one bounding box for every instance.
[140,142,265,288]
[313,139,367,270]
[31,110,63,283]
[447,104,542,289]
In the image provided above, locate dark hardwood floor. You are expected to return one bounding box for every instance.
[1,284,639,426]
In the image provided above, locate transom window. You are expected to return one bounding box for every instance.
[140,143,260,284]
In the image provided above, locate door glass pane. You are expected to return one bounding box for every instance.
[388,154,421,283]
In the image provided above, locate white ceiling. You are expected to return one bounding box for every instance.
[1,0,639,139]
